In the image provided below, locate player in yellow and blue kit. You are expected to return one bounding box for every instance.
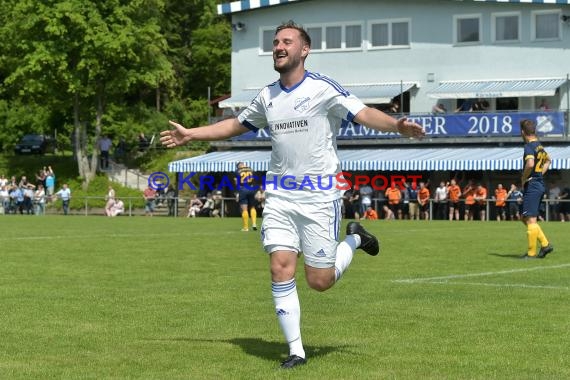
[520,119,554,259]
[235,162,258,231]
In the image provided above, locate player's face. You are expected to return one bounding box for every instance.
[273,28,308,74]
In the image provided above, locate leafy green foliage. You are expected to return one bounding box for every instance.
[0,0,231,179]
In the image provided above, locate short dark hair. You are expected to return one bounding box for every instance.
[275,20,311,48]
[520,119,536,135]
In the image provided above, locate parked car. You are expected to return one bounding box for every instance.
[14,134,56,155]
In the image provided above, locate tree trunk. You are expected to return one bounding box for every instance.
[73,92,98,191]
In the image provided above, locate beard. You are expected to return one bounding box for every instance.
[273,53,302,74]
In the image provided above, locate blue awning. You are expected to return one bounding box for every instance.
[219,82,418,108]
[168,146,570,172]
[427,78,567,99]
[217,0,304,15]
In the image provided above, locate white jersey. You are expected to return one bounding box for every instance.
[238,71,366,203]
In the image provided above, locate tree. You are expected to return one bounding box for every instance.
[0,0,174,188]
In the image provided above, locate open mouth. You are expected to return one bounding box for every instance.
[274,52,287,62]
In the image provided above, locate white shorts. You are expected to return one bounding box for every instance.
[261,195,342,269]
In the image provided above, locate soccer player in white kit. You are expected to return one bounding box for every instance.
[160,21,425,369]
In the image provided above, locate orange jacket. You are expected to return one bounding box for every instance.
[495,188,507,207]
[475,187,487,205]
[418,187,430,205]
[364,209,378,220]
[448,185,461,202]
[386,187,401,205]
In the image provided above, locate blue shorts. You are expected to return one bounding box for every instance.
[238,187,258,207]
[522,180,544,218]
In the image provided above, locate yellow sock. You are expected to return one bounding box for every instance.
[536,225,549,247]
[250,207,257,227]
[526,224,539,256]
[241,210,249,229]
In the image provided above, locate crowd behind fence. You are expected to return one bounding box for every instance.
[1,195,569,222]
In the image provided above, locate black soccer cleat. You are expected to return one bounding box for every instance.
[537,244,554,258]
[346,222,380,256]
[280,355,307,369]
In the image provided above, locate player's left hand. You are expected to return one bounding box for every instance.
[397,117,425,139]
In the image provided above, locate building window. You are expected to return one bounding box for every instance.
[369,19,410,49]
[492,12,520,43]
[261,28,274,53]
[454,14,481,44]
[306,23,363,51]
[325,26,342,49]
[532,10,561,41]
[307,27,322,50]
[346,25,362,48]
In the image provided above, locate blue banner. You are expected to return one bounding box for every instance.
[231,111,566,141]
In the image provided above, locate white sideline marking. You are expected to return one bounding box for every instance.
[422,281,569,291]
[394,263,570,284]
[0,231,237,241]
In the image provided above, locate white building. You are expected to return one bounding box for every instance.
[170,0,570,212]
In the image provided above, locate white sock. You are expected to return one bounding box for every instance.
[334,235,359,281]
[272,279,305,358]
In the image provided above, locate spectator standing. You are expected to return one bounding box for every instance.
[507,184,523,221]
[474,183,488,221]
[358,183,374,219]
[547,182,561,221]
[447,179,461,221]
[494,184,508,221]
[434,181,448,220]
[55,183,71,215]
[400,182,410,219]
[385,183,401,219]
[45,166,55,202]
[10,185,24,214]
[463,180,476,221]
[418,182,430,220]
[34,184,46,215]
[407,182,419,220]
[558,186,570,222]
[349,186,361,221]
[143,185,157,216]
[0,185,9,214]
[23,184,35,215]
[97,135,113,170]
[166,185,177,216]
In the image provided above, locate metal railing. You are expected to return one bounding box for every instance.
[2,196,569,221]
[369,198,570,221]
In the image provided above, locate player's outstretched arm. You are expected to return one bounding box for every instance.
[160,118,250,148]
[353,106,425,139]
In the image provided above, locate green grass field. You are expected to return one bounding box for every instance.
[0,217,568,379]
